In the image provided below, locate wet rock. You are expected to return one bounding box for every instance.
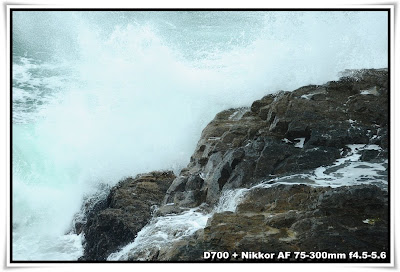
[160,184,388,260]
[70,183,111,235]
[78,171,175,261]
[360,149,381,161]
[251,94,275,113]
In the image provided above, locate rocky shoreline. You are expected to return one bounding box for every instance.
[74,68,389,261]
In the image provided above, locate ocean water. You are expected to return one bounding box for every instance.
[12,10,388,261]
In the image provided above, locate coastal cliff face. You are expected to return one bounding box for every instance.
[76,68,389,261]
[163,68,388,209]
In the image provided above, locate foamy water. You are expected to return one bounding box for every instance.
[12,11,388,260]
[259,144,388,189]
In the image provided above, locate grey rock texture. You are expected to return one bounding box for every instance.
[164,68,388,208]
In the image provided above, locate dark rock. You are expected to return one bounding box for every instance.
[70,183,111,235]
[360,149,381,161]
[78,171,175,261]
[251,94,275,113]
[274,146,340,174]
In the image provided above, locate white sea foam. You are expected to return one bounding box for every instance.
[294,137,306,148]
[107,208,209,261]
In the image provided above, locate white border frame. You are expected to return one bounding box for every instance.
[3,3,397,270]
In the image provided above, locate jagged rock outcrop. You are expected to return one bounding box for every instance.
[78,171,175,261]
[163,68,388,208]
[76,68,389,262]
[151,68,389,261]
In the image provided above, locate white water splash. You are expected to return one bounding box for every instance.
[108,187,250,260]
[13,232,84,261]
[215,188,249,213]
[12,11,388,260]
[107,208,209,260]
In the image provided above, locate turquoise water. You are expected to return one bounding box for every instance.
[12,10,388,260]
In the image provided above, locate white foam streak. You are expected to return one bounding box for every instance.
[107,208,209,260]
[215,188,249,212]
[259,144,387,189]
